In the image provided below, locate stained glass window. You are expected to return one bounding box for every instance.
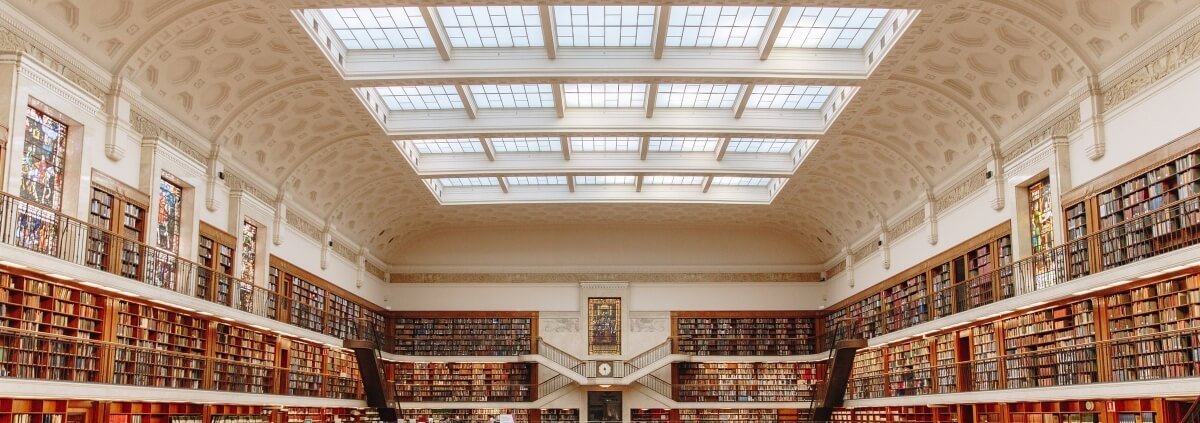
[1029,177,1053,254]
[157,177,184,252]
[588,297,621,355]
[239,219,259,312]
[20,107,68,209]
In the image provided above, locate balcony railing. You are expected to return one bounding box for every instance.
[0,192,385,345]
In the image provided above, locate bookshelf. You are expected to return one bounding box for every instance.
[890,406,936,422]
[0,399,68,423]
[1065,200,1092,280]
[287,339,325,397]
[117,201,147,280]
[932,262,954,318]
[1106,274,1200,381]
[888,338,933,396]
[996,235,1014,298]
[325,347,362,400]
[196,236,215,303]
[959,244,995,311]
[1002,300,1097,389]
[854,408,888,422]
[86,188,114,271]
[208,405,267,423]
[676,409,778,423]
[1094,148,1200,270]
[856,293,883,339]
[112,300,206,389]
[935,333,958,394]
[630,409,671,423]
[392,362,534,402]
[393,313,536,356]
[848,348,885,399]
[397,409,531,423]
[105,402,205,423]
[0,274,104,340]
[883,274,929,332]
[674,362,820,402]
[212,323,277,394]
[199,224,237,307]
[534,409,578,423]
[971,324,1000,391]
[287,274,326,334]
[673,312,817,356]
[935,407,958,423]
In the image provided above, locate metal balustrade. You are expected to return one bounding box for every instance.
[536,338,585,374]
[536,373,575,398]
[636,373,673,398]
[624,338,672,375]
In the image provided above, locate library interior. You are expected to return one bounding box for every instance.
[2,0,1200,422]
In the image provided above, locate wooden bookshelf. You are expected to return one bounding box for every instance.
[672,311,817,356]
[0,399,71,423]
[286,274,326,334]
[1106,274,1200,381]
[854,408,888,422]
[324,347,362,400]
[888,338,933,396]
[0,274,104,340]
[971,324,1000,391]
[934,332,958,394]
[1002,300,1097,389]
[630,409,672,423]
[286,339,324,397]
[674,362,820,402]
[393,312,537,356]
[397,409,531,423]
[112,300,206,389]
[931,262,954,318]
[198,223,237,307]
[212,323,277,394]
[959,244,995,311]
[328,294,363,340]
[996,235,1014,298]
[269,257,387,342]
[533,409,578,423]
[891,406,936,422]
[676,409,778,423]
[848,347,885,399]
[883,274,929,333]
[105,402,204,423]
[392,362,534,402]
[1065,200,1092,281]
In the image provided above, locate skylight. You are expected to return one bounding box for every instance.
[665,6,772,47]
[490,137,561,152]
[726,138,800,154]
[775,7,888,49]
[570,137,641,152]
[438,177,500,187]
[644,175,706,185]
[554,6,656,47]
[436,6,543,48]
[411,138,483,154]
[469,84,554,108]
[376,85,463,110]
[656,84,742,108]
[319,8,435,49]
[711,177,773,186]
[575,175,637,185]
[506,176,568,185]
[746,85,835,110]
[648,137,720,152]
[563,84,647,108]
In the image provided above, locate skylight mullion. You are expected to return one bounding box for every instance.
[437,6,544,48]
[775,7,889,49]
[375,85,463,110]
[469,84,554,109]
[666,6,772,48]
[319,8,435,50]
[554,6,655,47]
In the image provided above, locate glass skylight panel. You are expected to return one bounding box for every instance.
[726,138,800,154]
[656,84,742,108]
[562,84,647,108]
[436,6,543,48]
[746,85,835,110]
[711,177,773,186]
[648,137,721,152]
[376,86,463,110]
[506,176,568,185]
[575,175,637,185]
[489,137,561,152]
[438,177,500,187]
[319,8,435,49]
[569,137,641,152]
[666,6,772,47]
[776,7,888,49]
[411,138,484,154]
[469,84,554,108]
[644,175,706,185]
[554,6,656,47]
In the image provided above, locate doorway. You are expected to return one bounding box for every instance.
[587,391,622,423]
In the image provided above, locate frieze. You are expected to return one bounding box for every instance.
[389,272,823,284]
[935,167,988,212]
[1003,107,1082,163]
[1104,27,1200,110]
[887,208,926,241]
[825,261,846,278]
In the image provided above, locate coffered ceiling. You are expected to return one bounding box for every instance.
[5,0,1196,264]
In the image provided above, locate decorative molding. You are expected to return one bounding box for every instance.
[332,239,356,261]
[1103,26,1200,111]
[825,261,846,279]
[222,171,274,206]
[887,208,925,241]
[934,166,988,213]
[0,25,105,99]
[1003,107,1082,163]
[630,318,667,333]
[128,108,208,165]
[388,272,823,284]
[365,261,386,280]
[541,318,579,333]
[285,209,323,242]
[852,240,879,263]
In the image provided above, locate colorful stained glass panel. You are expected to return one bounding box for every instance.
[20,107,68,209]
[588,297,621,355]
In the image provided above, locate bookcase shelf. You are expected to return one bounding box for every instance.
[676,409,778,423]
[393,313,536,356]
[397,409,531,423]
[971,324,999,391]
[673,312,817,356]
[630,409,671,423]
[848,348,885,399]
[883,274,929,333]
[212,323,277,394]
[105,402,204,423]
[888,338,932,396]
[0,274,103,339]
[286,275,326,334]
[113,300,206,389]
[287,339,324,397]
[932,262,954,319]
[674,362,820,402]
[1106,274,1200,381]
[934,333,957,394]
[825,295,882,340]
[1094,149,1200,270]
[534,409,578,423]
[958,244,995,311]
[1002,300,1097,389]
[0,399,68,423]
[325,347,362,400]
[392,362,534,402]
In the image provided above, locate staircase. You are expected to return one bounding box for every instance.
[810,319,867,423]
[345,321,397,423]
[1183,395,1200,423]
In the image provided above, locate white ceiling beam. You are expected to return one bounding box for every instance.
[559,135,570,160]
[715,137,731,161]
[479,137,495,161]
[635,175,644,192]
[759,6,790,61]
[733,83,755,119]
[652,6,671,60]
[498,176,509,193]
[401,155,801,176]
[645,83,658,118]
[552,83,565,118]
[539,5,557,60]
[702,176,714,193]
[567,175,575,192]
[419,7,452,61]
[382,108,828,135]
[639,135,651,160]
[456,84,477,119]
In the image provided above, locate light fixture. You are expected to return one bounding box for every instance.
[598,384,611,388]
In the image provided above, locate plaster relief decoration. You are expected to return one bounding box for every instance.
[587,297,621,355]
[630,318,666,333]
[542,318,580,333]
[1104,29,1200,110]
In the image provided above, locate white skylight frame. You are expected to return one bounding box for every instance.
[648,137,721,152]
[746,85,835,110]
[506,176,569,185]
[644,175,706,185]
[411,138,485,154]
[489,137,562,153]
[554,6,656,47]
[569,136,641,153]
[725,138,801,154]
[436,6,544,48]
[665,6,773,48]
[775,7,889,49]
[711,176,775,186]
[656,84,743,109]
[318,8,435,50]
[562,84,648,108]
[469,84,554,108]
[437,177,500,187]
[575,175,637,185]
[376,86,463,110]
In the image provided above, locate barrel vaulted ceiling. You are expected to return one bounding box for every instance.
[6,0,1197,264]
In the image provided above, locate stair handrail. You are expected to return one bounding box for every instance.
[1183,395,1200,423]
[537,372,576,398]
[623,338,673,375]
[537,337,585,372]
[635,373,673,399]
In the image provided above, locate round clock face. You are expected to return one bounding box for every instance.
[598,363,612,376]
